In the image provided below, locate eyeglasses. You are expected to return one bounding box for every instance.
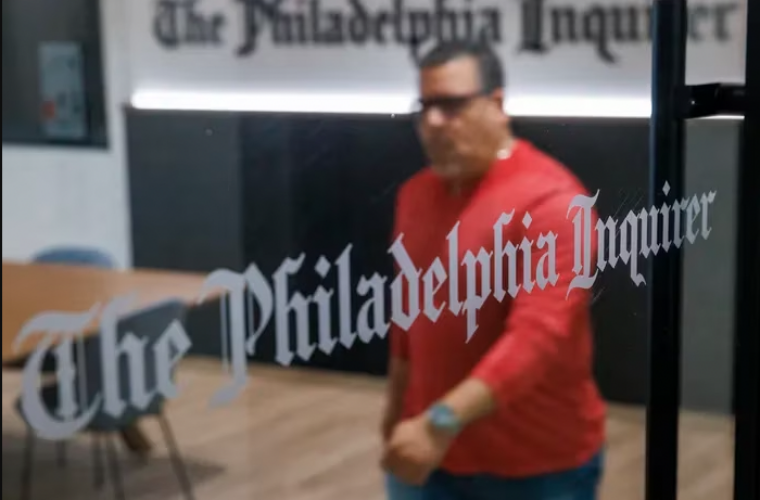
[413,91,487,120]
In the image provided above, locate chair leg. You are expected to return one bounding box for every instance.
[91,434,105,490]
[105,435,127,500]
[157,412,196,500]
[56,441,67,468]
[21,427,35,500]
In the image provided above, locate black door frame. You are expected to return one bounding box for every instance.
[647,2,758,500]
[647,2,687,498]
[731,2,759,499]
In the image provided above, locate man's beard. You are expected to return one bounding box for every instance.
[430,160,463,179]
[427,142,462,177]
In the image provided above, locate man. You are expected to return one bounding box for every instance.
[380,40,606,500]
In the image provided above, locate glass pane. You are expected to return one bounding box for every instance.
[0,1,747,500]
[678,118,739,500]
[678,1,747,499]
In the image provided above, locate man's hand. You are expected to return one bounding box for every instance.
[382,356,409,442]
[380,414,454,485]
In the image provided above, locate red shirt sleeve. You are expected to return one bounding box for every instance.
[470,189,597,407]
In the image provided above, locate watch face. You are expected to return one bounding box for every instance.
[429,404,460,433]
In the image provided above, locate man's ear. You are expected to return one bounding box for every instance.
[490,88,505,110]
[489,89,508,124]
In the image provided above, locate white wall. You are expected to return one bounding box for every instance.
[1,0,132,268]
[1,0,748,269]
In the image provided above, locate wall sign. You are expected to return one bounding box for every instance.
[130,0,747,113]
[38,42,88,140]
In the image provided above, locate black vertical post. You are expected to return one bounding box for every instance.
[647,1,687,500]
[733,2,759,500]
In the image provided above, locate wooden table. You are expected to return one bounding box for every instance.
[2,260,214,455]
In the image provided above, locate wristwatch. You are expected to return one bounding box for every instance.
[426,403,462,436]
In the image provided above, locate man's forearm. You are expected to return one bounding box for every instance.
[438,377,497,427]
[386,356,410,411]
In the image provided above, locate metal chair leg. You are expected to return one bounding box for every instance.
[56,441,67,468]
[105,435,127,500]
[158,412,196,500]
[20,427,35,500]
[91,434,105,490]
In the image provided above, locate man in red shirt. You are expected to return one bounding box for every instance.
[380,40,606,500]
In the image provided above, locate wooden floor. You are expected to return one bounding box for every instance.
[2,359,734,500]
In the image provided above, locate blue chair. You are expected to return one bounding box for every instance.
[16,300,195,500]
[28,246,116,375]
[32,246,117,269]
[11,247,119,471]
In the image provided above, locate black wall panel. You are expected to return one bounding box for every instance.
[126,110,246,273]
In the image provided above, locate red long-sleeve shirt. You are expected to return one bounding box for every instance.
[390,139,606,478]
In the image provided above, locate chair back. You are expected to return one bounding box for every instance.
[77,300,188,428]
[10,246,115,372]
[33,246,116,269]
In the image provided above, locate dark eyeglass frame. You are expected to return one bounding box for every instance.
[413,90,491,120]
